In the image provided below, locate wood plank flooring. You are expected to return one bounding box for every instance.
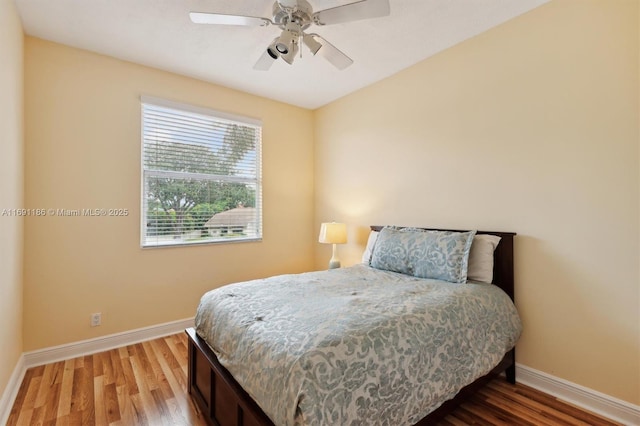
[7,333,622,426]
[8,333,207,426]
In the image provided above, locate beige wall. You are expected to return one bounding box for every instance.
[314,0,639,405]
[0,0,24,398]
[23,38,315,350]
[11,0,640,409]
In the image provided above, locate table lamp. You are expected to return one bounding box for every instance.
[318,222,347,269]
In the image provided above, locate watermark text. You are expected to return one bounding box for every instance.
[1,208,129,217]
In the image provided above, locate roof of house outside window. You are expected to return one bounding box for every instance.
[205,207,256,228]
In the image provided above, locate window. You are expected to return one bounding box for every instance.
[141,97,262,247]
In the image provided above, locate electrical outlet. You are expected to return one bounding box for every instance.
[91,312,102,327]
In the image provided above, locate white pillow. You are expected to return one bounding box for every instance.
[467,234,501,283]
[361,231,379,264]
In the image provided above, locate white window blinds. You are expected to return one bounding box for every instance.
[141,97,262,247]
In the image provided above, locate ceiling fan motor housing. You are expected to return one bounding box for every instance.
[272,0,312,30]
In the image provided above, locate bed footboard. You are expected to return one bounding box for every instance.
[187,327,273,426]
[187,327,516,426]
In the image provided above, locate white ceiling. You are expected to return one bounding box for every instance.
[15,0,549,109]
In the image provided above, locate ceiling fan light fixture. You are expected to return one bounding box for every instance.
[266,37,281,59]
[275,42,289,54]
[303,33,322,55]
[267,47,279,59]
[276,23,300,65]
[275,26,297,54]
[280,41,298,64]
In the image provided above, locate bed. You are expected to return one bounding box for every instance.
[186,226,521,426]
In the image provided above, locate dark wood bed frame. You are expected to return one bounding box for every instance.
[186,227,517,426]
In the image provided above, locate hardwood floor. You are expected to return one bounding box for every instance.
[7,333,207,426]
[8,333,621,426]
[436,380,621,426]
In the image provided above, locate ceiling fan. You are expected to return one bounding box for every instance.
[189,0,391,70]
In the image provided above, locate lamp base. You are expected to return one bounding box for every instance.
[327,243,341,269]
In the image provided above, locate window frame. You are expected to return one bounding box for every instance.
[140,96,263,248]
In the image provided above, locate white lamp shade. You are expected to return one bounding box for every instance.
[318,222,347,244]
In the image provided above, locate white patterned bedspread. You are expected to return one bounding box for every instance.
[195,264,522,426]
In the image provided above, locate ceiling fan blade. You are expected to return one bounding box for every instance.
[190,12,271,27]
[309,34,353,70]
[312,0,390,26]
[253,48,277,71]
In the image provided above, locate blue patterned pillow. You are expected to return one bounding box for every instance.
[370,227,476,283]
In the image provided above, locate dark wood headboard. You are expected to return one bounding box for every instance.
[370,226,516,302]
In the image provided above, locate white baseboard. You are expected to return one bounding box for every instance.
[0,355,26,426]
[517,364,640,425]
[23,317,194,368]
